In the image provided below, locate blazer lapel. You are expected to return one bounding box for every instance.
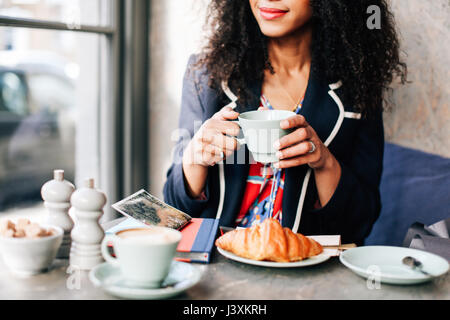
[299,71,340,144]
[282,72,340,229]
[219,77,258,226]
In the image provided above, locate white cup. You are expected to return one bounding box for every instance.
[234,109,295,163]
[101,227,182,288]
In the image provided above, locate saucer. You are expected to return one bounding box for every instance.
[339,246,449,285]
[89,261,203,299]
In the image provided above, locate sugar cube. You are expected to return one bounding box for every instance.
[0,220,15,233]
[24,223,47,238]
[16,218,31,231]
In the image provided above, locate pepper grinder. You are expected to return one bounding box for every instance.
[41,169,75,258]
[69,178,107,270]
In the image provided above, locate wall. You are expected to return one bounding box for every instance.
[148,0,450,198]
[386,0,449,158]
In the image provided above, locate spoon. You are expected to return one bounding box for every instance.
[402,256,431,276]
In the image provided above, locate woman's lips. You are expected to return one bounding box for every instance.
[259,7,288,20]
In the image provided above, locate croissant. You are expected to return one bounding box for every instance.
[215,218,323,262]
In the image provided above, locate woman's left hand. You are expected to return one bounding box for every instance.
[273,114,334,170]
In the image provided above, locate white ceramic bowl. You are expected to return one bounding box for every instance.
[0,225,63,276]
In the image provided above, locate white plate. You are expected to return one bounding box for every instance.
[217,247,331,268]
[89,261,203,299]
[339,246,449,285]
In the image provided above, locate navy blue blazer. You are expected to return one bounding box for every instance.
[163,55,384,245]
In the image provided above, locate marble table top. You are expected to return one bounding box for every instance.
[0,218,448,300]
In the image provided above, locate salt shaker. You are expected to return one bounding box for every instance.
[69,178,107,270]
[41,169,75,258]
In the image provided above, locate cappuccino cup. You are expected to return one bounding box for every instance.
[234,109,295,163]
[101,227,181,288]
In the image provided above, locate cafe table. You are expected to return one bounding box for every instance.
[0,218,448,300]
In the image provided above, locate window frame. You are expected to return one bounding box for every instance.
[0,15,115,35]
[0,0,150,220]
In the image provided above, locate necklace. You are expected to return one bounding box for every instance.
[273,71,305,111]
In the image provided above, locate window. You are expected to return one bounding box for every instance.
[0,1,126,222]
[0,0,111,27]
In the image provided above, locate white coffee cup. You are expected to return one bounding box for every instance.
[101,227,182,288]
[234,109,295,163]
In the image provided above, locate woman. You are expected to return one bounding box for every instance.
[163,0,406,244]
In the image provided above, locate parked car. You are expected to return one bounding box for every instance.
[0,51,76,210]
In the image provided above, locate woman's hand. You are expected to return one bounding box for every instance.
[273,115,335,171]
[182,107,240,198]
[183,107,241,167]
[273,114,342,207]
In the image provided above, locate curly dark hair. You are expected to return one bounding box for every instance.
[197,0,407,117]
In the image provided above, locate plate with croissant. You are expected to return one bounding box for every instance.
[215,218,330,267]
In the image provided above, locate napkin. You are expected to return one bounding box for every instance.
[403,218,450,261]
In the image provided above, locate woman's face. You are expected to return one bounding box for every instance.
[249,0,312,38]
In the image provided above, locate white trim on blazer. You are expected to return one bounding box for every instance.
[216,80,348,231]
[292,81,345,232]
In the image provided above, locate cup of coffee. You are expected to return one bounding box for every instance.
[234,109,295,163]
[101,227,182,288]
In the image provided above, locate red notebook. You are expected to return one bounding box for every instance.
[175,218,219,263]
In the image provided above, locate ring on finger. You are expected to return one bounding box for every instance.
[308,140,316,154]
